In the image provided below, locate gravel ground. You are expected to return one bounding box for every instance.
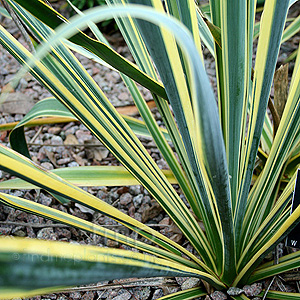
[0,1,299,300]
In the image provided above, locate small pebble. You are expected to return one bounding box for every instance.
[37,228,56,240]
[181,278,201,290]
[75,130,92,143]
[112,290,131,300]
[68,161,79,167]
[69,292,81,299]
[133,194,143,206]
[39,193,52,206]
[48,126,61,135]
[81,291,94,300]
[57,157,72,165]
[227,287,244,296]
[152,289,164,299]
[133,287,151,300]
[210,291,227,300]
[41,162,54,170]
[243,283,262,297]
[50,135,63,145]
[119,193,132,206]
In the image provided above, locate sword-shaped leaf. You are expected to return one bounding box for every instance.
[0,237,224,299]
[0,165,177,188]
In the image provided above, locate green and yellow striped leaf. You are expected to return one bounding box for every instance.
[0,192,197,268]
[258,290,300,300]
[249,250,300,283]
[0,237,224,299]
[0,8,207,266]
[237,0,290,254]
[0,165,177,188]
[0,144,202,266]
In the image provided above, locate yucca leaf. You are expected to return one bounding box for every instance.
[0,97,169,141]
[8,95,170,148]
[237,173,295,271]
[258,290,300,300]
[165,0,203,58]
[242,42,300,248]
[236,0,290,253]
[195,8,214,56]
[125,0,231,276]
[0,192,199,269]
[231,295,251,300]
[0,6,11,18]
[0,237,225,299]
[11,0,168,99]
[256,248,300,270]
[253,15,298,44]
[0,11,208,267]
[281,15,300,44]
[285,152,300,177]
[219,0,248,214]
[0,116,76,131]
[9,97,75,158]
[0,144,203,265]
[249,249,300,283]
[64,40,117,70]
[233,184,300,285]
[108,0,207,246]
[0,165,177,188]
[156,287,206,300]
[291,43,300,87]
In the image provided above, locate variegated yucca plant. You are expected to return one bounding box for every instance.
[0,0,300,299]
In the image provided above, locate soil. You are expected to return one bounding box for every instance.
[0,1,299,300]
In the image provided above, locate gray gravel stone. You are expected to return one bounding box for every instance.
[152,289,164,299]
[0,226,11,235]
[57,157,72,165]
[11,190,24,198]
[69,292,81,299]
[112,290,131,300]
[51,135,63,145]
[39,193,52,206]
[243,283,262,297]
[13,229,26,237]
[48,126,61,135]
[129,185,142,196]
[75,130,92,143]
[227,287,244,296]
[68,161,79,167]
[81,291,94,300]
[37,227,56,240]
[119,192,132,206]
[41,162,54,170]
[210,291,227,300]
[181,278,201,290]
[14,114,24,121]
[132,286,151,300]
[133,194,143,206]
